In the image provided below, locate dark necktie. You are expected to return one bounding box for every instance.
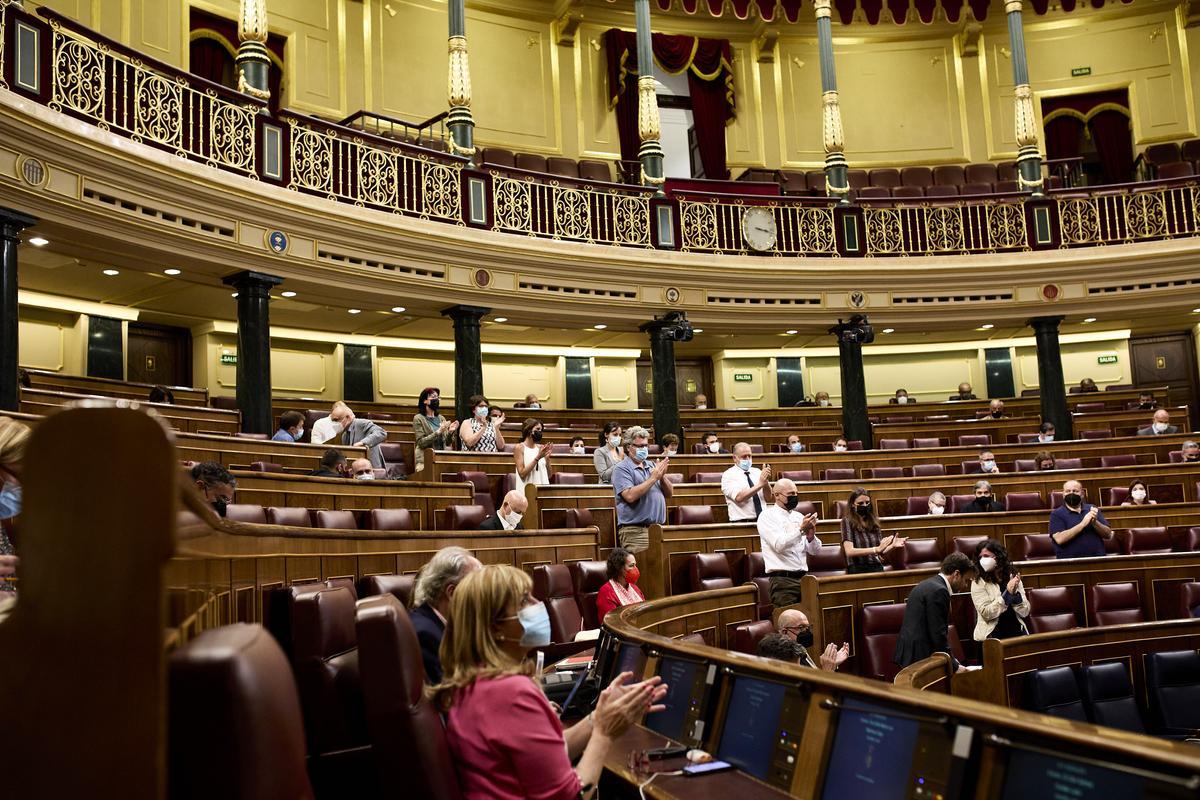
[746,471,762,518]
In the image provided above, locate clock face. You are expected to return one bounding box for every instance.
[741,207,778,252]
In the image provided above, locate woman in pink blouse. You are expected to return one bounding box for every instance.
[432,564,666,800]
[595,548,644,622]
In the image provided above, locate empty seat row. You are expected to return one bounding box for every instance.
[478,147,615,183]
[776,162,1064,199]
[226,504,414,531]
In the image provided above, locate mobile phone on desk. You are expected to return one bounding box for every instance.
[682,760,734,777]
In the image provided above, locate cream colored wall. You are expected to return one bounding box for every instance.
[713,356,777,409]
[799,351,984,406]
[592,357,638,410]
[1013,339,1132,393]
[193,332,342,400]
[17,307,86,375]
[375,350,569,409]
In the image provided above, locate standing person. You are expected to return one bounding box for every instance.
[893,553,975,671]
[412,387,459,474]
[840,488,906,574]
[611,426,673,554]
[514,418,553,490]
[593,422,624,485]
[410,546,483,683]
[330,402,389,469]
[433,565,666,800]
[595,548,645,620]
[1049,480,1114,558]
[0,418,31,600]
[460,394,506,453]
[756,478,820,608]
[720,443,772,522]
[970,540,1030,641]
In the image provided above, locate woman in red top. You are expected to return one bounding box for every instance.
[432,564,666,800]
[595,548,644,622]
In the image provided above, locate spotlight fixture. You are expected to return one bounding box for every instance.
[102,269,120,276]
[281,291,297,298]
[348,308,361,315]
[881,328,895,334]
[594,324,607,330]
[391,306,406,313]
[979,324,994,330]
[693,329,704,334]
[28,236,49,247]
[163,268,181,276]
[1082,317,1097,323]
[231,292,239,298]
[785,329,799,335]
[493,316,507,323]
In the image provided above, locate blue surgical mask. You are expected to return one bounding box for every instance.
[609,435,621,448]
[292,429,304,442]
[0,482,21,519]
[634,446,649,461]
[790,442,804,453]
[739,458,752,471]
[475,406,488,418]
[516,602,551,647]
[1040,434,1053,443]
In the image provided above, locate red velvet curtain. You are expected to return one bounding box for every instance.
[656,0,1130,23]
[188,38,232,88]
[605,29,735,180]
[1088,110,1134,184]
[1043,116,1085,161]
[189,8,286,107]
[1041,89,1132,183]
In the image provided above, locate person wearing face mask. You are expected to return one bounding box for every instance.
[961,480,1003,513]
[814,391,832,407]
[927,491,947,516]
[1034,450,1056,471]
[1133,392,1158,411]
[1049,479,1113,558]
[567,436,587,455]
[951,382,977,401]
[350,458,376,480]
[329,401,389,469]
[970,540,1029,641]
[593,422,625,484]
[832,437,849,453]
[523,393,542,410]
[595,548,645,620]
[976,450,1000,474]
[693,393,708,410]
[893,553,976,672]
[890,389,914,405]
[479,490,528,531]
[411,546,483,683]
[412,387,460,473]
[1036,422,1056,444]
[659,432,680,458]
[722,443,773,522]
[191,461,236,518]
[308,448,349,478]
[1120,479,1156,506]
[1137,409,1178,436]
[701,432,729,455]
[1078,378,1099,393]
[434,565,667,800]
[757,478,821,607]
[1179,440,1200,462]
[612,426,674,553]
[771,610,849,671]
[309,400,349,446]
[271,410,305,442]
[460,394,506,453]
[785,434,805,454]
[514,418,553,490]
[0,417,30,598]
[841,488,906,573]
[987,399,1006,419]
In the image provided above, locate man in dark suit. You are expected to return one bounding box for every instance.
[410,546,482,683]
[307,449,347,478]
[893,553,975,672]
[478,489,528,531]
[1136,409,1179,436]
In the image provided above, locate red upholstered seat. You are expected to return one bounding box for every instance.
[1021,534,1056,561]
[446,505,487,530]
[805,170,827,193]
[858,186,891,199]
[824,468,856,481]
[1075,402,1105,412]
[807,543,847,576]
[884,416,913,424]
[481,146,516,167]
[779,470,813,482]
[168,624,316,800]
[1004,492,1045,511]
[924,184,959,198]
[965,163,998,185]
[1078,430,1110,440]
[550,472,586,485]
[900,538,941,569]
[997,160,1018,180]
[690,553,734,592]
[267,506,312,527]
[566,507,594,528]
[845,440,864,450]
[570,561,610,630]
[1144,142,1181,165]
[226,503,267,524]
[868,168,901,188]
[1127,527,1172,555]
[860,603,907,681]
[356,574,415,607]
[746,552,772,619]
[905,496,930,516]
[235,433,270,440]
[1088,582,1144,627]
[731,620,775,655]
[912,438,942,448]
[794,500,818,517]
[378,443,406,474]
[532,564,583,643]
[958,434,991,446]
[692,472,725,483]
[901,166,934,188]
[674,505,715,525]
[847,169,869,189]
[546,156,580,178]
[367,509,414,531]
[879,438,909,450]
[952,535,986,556]
[995,179,1020,193]
[1163,161,1198,180]
[315,509,358,530]
[911,463,945,477]
[865,467,904,479]
[1187,527,1200,551]
[1016,433,1041,443]
[1054,458,1083,470]
[677,632,707,645]
[1181,138,1200,163]
[1100,454,1137,468]
[1180,582,1200,618]
[1105,487,1130,506]
[515,152,548,173]
[948,495,977,514]
[959,183,991,196]
[960,460,983,474]
[354,596,462,800]
[1013,459,1037,472]
[1027,586,1079,633]
[578,159,613,182]
[892,185,924,199]
[933,165,965,186]
[250,461,284,473]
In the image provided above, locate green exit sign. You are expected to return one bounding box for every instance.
[733,373,754,382]
[1097,354,1118,364]
[1071,67,1091,77]
[220,353,238,365]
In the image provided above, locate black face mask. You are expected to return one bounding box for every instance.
[795,629,814,648]
[977,494,991,502]
[784,495,799,511]
[428,399,440,413]
[1185,453,1199,462]
[531,430,543,443]
[1064,494,1082,509]
[211,498,229,517]
[991,411,1003,418]
[855,503,871,516]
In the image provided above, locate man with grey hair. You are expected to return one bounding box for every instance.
[927,490,947,516]
[411,546,483,683]
[611,425,673,553]
[959,480,1003,514]
[1180,440,1199,462]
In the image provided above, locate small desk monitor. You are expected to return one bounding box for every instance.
[1001,748,1143,800]
[607,641,646,684]
[644,656,713,746]
[715,674,808,789]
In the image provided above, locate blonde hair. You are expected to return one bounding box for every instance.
[0,417,31,469]
[429,564,535,711]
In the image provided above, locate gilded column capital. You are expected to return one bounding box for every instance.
[1013,83,1038,148]
[638,74,661,143]
[813,0,833,19]
[448,35,472,109]
[238,0,268,44]
[822,90,845,154]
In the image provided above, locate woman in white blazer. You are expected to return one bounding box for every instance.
[969,539,1031,641]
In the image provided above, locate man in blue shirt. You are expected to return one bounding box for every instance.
[271,410,305,442]
[612,425,673,554]
[1049,479,1113,558]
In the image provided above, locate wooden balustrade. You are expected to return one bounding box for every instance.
[20,387,239,434]
[21,367,210,406]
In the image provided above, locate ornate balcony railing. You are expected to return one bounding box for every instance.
[1,2,1199,262]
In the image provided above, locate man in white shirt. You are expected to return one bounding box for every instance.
[720,442,772,522]
[310,401,346,445]
[756,477,821,608]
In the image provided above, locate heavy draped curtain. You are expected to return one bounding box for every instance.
[604,29,736,180]
[1041,89,1132,184]
[188,8,286,108]
[641,0,1132,24]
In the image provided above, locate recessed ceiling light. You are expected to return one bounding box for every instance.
[1082,317,1097,323]
[785,329,798,335]
[231,292,239,298]
[348,308,361,315]
[280,291,297,298]
[28,236,49,247]
[978,324,994,330]
[391,306,406,313]
[693,328,703,334]
[881,327,895,334]
[163,268,181,276]
[102,269,120,276]
[493,317,507,323]
[593,324,607,330]
[1193,308,1200,314]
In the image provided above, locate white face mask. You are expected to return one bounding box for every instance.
[695,403,707,410]
[571,446,585,454]
[897,396,908,404]
[818,399,830,407]
[834,444,847,452]
[981,460,996,472]
[503,510,523,528]
[665,448,677,456]
[608,435,621,448]
[1131,488,1147,502]
[354,472,375,481]
[929,504,945,516]
[979,556,997,573]
[1152,421,1169,433]
[527,403,540,410]
[707,442,721,453]
[1040,434,1054,443]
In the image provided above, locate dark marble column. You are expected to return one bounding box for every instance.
[222,271,282,434]
[0,208,37,412]
[1029,315,1072,438]
[638,318,682,444]
[831,321,872,448]
[236,0,271,102]
[813,0,850,202]
[446,0,476,164]
[442,305,490,422]
[1005,0,1044,195]
[633,0,665,191]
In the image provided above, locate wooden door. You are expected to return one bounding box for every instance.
[127,323,192,387]
[636,359,714,409]
[1129,332,1199,431]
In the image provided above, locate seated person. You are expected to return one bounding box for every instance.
[524,393,541,410]
[977,449,999,474]
[832,436,849,453]
[890,389,915,405]
[927,491,947,515]
[1050,480,1113,558]
[595,548,644,620]
[951,382,977,401]
[1078,378,1099,393]
[568,436,587,455]
[349,458,375,480]
[1137,409,1178,436]
[693,393,709,410]
[1134,391,1158,410]
[785,433,805,453]
[959,480,1003,513]
[411,546,482,683]
[814,391,831,407]
[1121,479,1156,506]
[192,461,236,517]
[1037,421,1056,444]
[1181,440,1199,462]
[479,489,527,531]
[272,410,305,442]
[701,432,729,455]
[774,609,849,671]
[987,399,1006,419]
[148,384,175,404]
[309,449,347,478]
[1034,450,1056,471]
[659,432,680,457]
[756,632,847,672]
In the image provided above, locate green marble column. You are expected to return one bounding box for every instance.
[0,207,37,412]
[236,0,271,103]
[1006,0,1044,195]
[447,0,476,165]
[222,271,283,434]
[442,305,490,423]
[813,0,850,202]
[634,0,665,191]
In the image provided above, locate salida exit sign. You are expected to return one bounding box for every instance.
[1072,67,1092,77]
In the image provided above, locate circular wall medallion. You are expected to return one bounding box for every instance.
[474,269,492,288]
[664,287,681,304]
[1041,283,1061,301]
[848,290,868,308]
[266,230,289,254]
[18,157,47,188]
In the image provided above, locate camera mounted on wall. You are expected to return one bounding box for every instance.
[830,314,874,345]
[642,310,694,342]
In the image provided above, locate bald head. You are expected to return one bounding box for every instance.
[771,478,798,509]
[331,401,355,430]
[350,458,374,479]
[777,609,810,641]
[1154,409,1171,425]
[500,489,528,515]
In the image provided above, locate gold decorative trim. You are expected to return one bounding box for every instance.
[637,74,661,142]
[448,35,472,110]
[813,0,833,19]
[821,90,845,154]
[1013,83,1039,149]
[238,0,268,45]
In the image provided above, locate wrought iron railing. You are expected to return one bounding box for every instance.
[490,170,654,247]
[1057,180,1200,247]
[339,109,450,152]
[678,197,838,256]
[862,198,1028,255]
